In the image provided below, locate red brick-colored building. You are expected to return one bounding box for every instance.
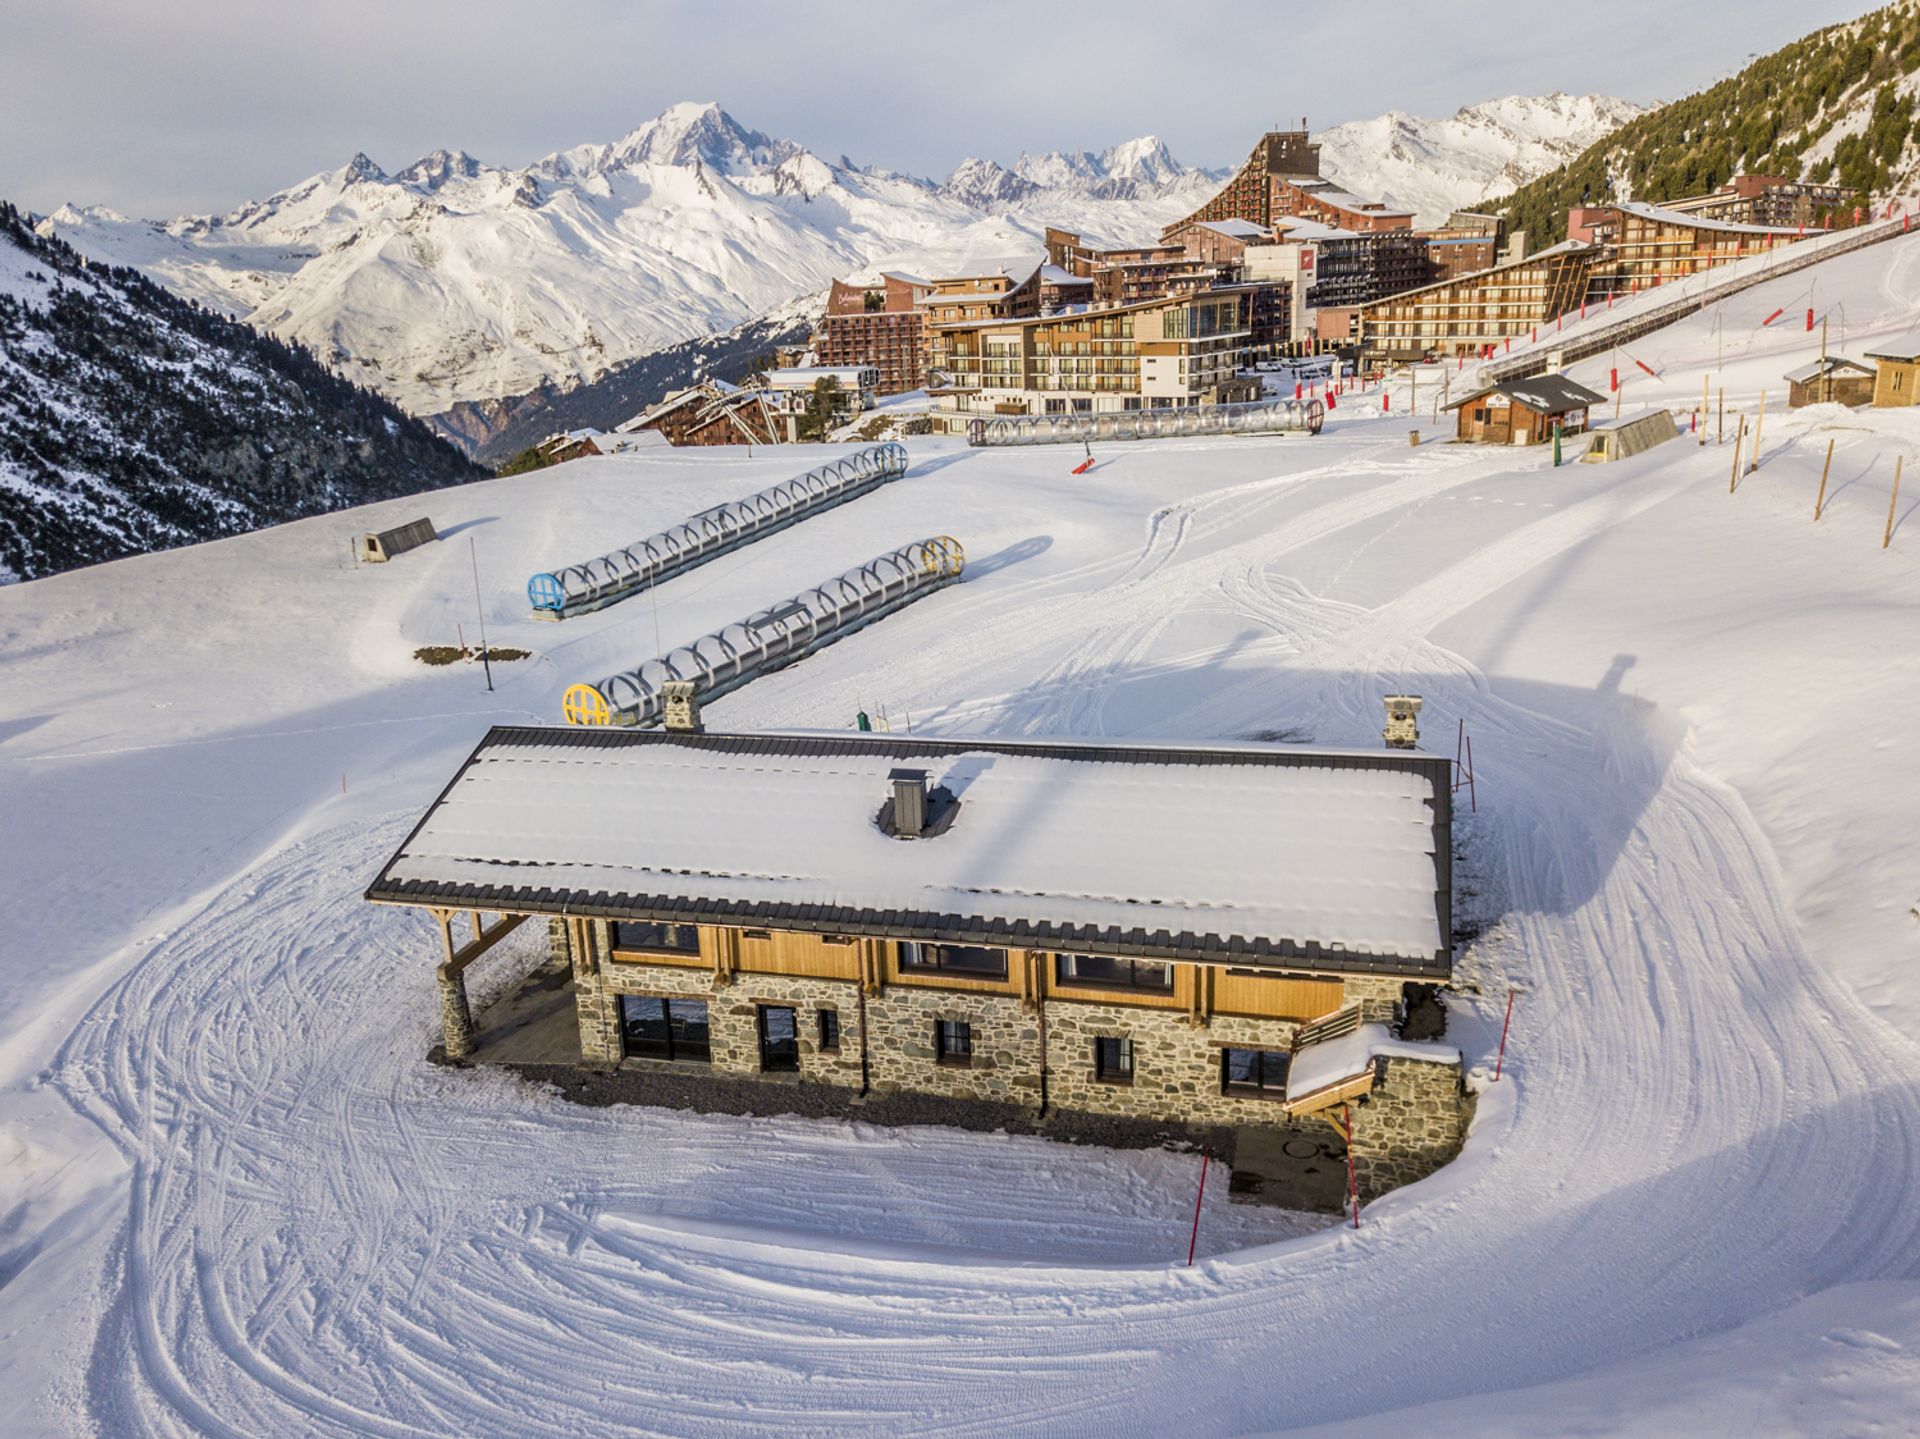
[814,272,932,395]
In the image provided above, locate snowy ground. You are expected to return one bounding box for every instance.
[3,234,1920,1435]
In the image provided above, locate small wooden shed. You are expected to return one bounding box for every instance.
[1785,356,1874,408]
[362,517,437,563]
[1863,339,1920,407]
[1445,375,1607,446]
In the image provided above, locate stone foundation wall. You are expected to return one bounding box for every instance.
[863,987,1043,1105]
[1044,1001,1309,1127]
[714,973,865,1089]
[1349,1055,1472,1200]
[555,936,1467,1200]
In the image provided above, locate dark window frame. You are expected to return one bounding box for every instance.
[817,1008,842,1053]
[935,1019,973,1066]
[899,942,1009,980]
[619,994,712,1063]
[757,1005,799,1073]
[1220,1047,1290,1096]
[1094,1035,1134,1085]
[1053,955,1175,993]
[610,921,702,956]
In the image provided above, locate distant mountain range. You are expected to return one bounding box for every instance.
[0,202,479,581]
[37,96,1641,433]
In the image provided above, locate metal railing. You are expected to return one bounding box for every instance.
[966,397,1324,447]
[561,536,966,728]
[525,443,909,619]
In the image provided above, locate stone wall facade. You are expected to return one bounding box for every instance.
[552,928,1469,1200]
[864,986,1043,1105]
[1347,1055,1472,1200]
[1044,1000,1308,1128]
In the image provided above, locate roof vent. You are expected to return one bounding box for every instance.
[1383,694,1422,749]
[889,768,928,837]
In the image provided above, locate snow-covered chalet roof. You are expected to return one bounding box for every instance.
[1446,374,1606,414]
[367,729,1454,974]
[1783,356,1873,384]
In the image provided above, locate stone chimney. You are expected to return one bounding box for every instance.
[1383,694,1422,749]
[889,768,929,838]
[662,681,703,734]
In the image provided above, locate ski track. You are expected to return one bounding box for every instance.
[46,444,1920,1436]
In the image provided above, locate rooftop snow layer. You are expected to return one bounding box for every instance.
[372,731,1449,963]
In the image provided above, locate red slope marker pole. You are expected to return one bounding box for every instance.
[1494,988,1518,1080]
[1344,1105,1359,1229]
[1186,1147,1211,1266]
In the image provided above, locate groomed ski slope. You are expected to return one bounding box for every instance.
[4,232,1920,1434]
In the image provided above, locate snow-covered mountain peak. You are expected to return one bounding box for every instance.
[342,152,389,186]
[1313,92,1646,226]
[599,101,799,176]
[1101,136,1185,185]
[396,149,487,193]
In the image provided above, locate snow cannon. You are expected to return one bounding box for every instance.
[562,536,966,728]
[525,442,909,620]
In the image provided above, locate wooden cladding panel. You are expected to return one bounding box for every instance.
[735,928,862,980]
[1211,970,1345,1022]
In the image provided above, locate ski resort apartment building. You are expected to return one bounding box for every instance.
[1358,196,1813,362]
[366,723,1471,1200]
[814,273,932,395]
[921,287,1264,433]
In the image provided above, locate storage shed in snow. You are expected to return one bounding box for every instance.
[1444,375,1606,446]
[361,517,437,563]
[1581,409,1679,463]
[1784,356,1874,408]
[367,727,1470,1200]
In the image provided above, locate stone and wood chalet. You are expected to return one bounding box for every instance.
[366,723,1472,1200]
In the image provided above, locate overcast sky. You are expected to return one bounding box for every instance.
[5,0,1880,218]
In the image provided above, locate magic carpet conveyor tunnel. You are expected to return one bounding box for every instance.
[561,536,966,728]
[526,443,910,621]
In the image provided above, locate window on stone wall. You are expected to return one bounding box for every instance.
[1055,955,1174,992]
[621,996,711,1062]
[1221,1047,1289,1095]
[900,943,1008,979]
[758,1006,799,1072]
[935,1019,973,1065]
[611,922,701,955]
[817,1009,842,1053]
[1094,1036,1134,1084]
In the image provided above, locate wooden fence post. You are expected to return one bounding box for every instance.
[1747,390,1766,474]
[1729,415,1747,493]
[1887,456,1904,549]
[1815,439,1833,520]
